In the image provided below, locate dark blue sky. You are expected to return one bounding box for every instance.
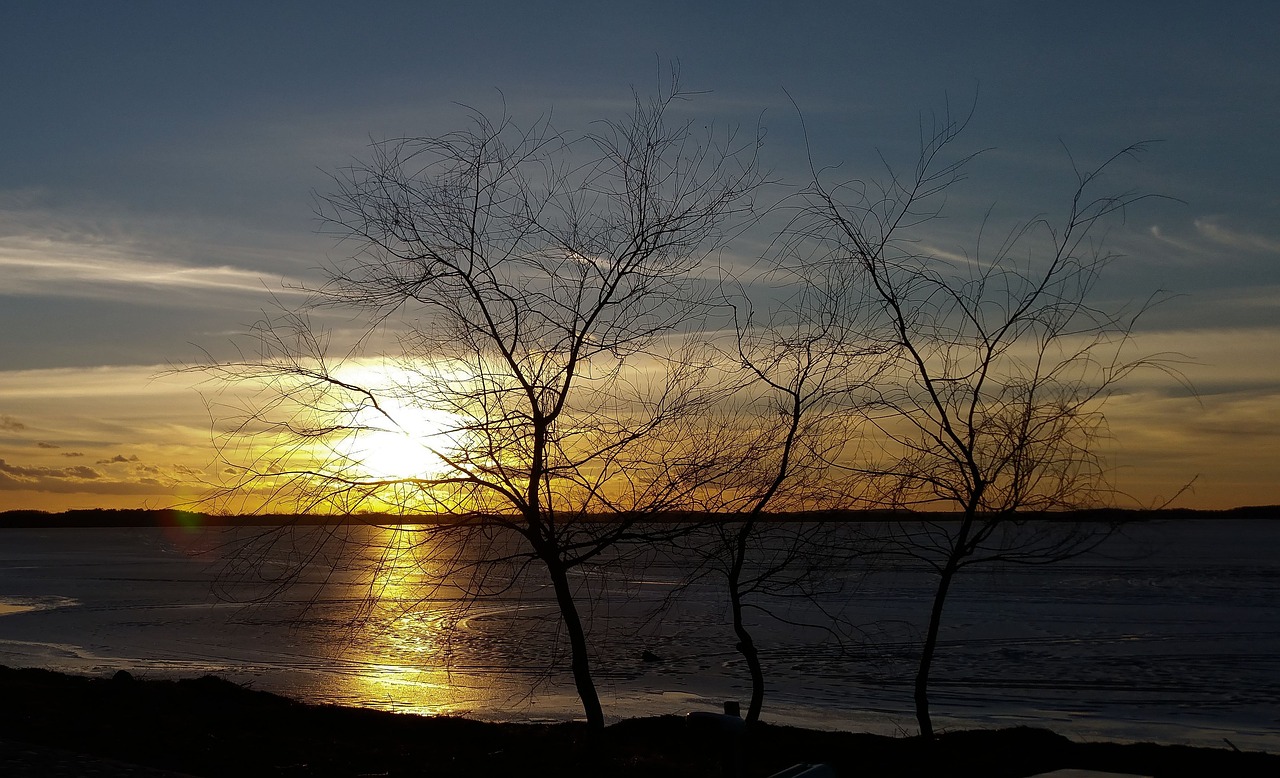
[1,1,1277,509]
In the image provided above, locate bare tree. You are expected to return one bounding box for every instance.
[792,109,1177,738]
[196,78,763,730]
[669,245,890,725]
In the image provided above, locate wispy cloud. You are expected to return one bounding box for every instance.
[0,365,186,400]
[1147,224,1201,254]
[1105,387,1280,509]
[1193,218,1280,254]
[0,192,317,304]
[0,237,308,301]
[1146,213,1280,262]
[1116,325,1280,394]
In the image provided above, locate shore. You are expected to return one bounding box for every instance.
[1,666,1275,777]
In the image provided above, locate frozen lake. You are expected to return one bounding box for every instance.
[0,519,1276,750]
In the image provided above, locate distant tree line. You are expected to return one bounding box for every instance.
[5,506,1274,530]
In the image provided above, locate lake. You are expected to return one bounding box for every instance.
[0,519,1276,751]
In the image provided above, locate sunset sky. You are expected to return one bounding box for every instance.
[1,2,1277,512]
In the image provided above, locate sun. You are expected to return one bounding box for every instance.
[345,405,457,481]
[329,364,465,482]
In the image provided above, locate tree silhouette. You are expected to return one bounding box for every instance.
[669,235,889,725]
[197,77,762,730]
[791,108,1177,738]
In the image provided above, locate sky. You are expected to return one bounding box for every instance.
[1,1,1277,512]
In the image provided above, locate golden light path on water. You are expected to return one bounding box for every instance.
[319,526,518,717]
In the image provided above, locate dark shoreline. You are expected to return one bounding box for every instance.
[1,666,1274,777]
[3,505,1278,529]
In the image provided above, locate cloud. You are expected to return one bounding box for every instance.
[0,415,25,432]
[0,197,316,306]
[0,456,187,496]
[1194,219,1280,254]
[60,452,85,457]
[0,473,171,495]
[96,454,141,465]
[1147,225,1200,254]
[36,441,58,449]
[0,459,102,481]
[0,365,197,400]
[1104,387,1280,509]
[0,239,309,302]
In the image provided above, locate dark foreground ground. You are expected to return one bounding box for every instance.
[1,666,1275,778]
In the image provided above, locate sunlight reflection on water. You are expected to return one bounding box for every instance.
[320,526,503,716]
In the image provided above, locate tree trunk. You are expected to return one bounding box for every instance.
[546,559,605,731]
[727,520,765,724]
[730,580,765,724]
[915,508,976,740]
[914,557,957,740]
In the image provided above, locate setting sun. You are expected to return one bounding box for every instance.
[339,401,458,481]
[331,365,465,482]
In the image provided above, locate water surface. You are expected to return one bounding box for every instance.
[0,520,1276,750]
